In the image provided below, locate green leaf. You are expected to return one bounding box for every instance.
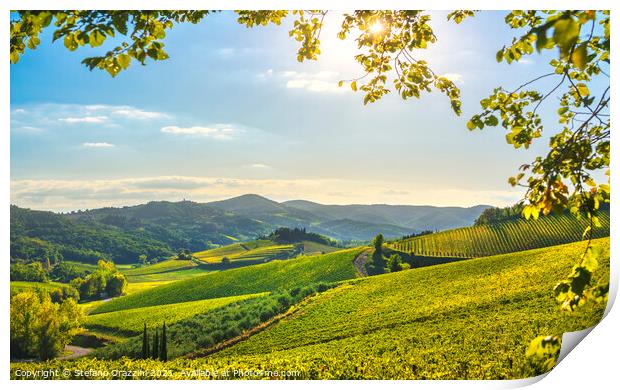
[466,120,476,131]
[10,51,20,64]
[27,36,40,50]
[495,49,504,63]
[571,42,588,70]
[576,83,590,97]
[553,18,581,57]
[485,115,499,126]
[117,53,131,69]
[63,34,78,51]
[89,30,106,48]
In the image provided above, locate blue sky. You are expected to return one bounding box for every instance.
[10,11,585,211]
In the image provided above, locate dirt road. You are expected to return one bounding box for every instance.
[60,345,92,360]
[353,249,371,277]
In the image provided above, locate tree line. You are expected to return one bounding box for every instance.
[141,322,168,361]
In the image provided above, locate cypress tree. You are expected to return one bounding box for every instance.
[160,321,168,362]
[152,328,159,360]
[141,323,149,359]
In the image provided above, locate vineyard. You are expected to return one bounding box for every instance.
[193,240,293,263]
[123,260,197,277]
[389,211,610,258]
[11,238,610,379]
[193,239,339,265]
[84,293,264,337]
[10,281,69,295]
[93,287,331,360]
[91,248,363,314]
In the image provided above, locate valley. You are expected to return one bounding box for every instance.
[9,198,611,380]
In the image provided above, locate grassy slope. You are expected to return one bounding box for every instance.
[84,293,265,337]
[92,248,364,314]
[15,238,610,379]
[193,240,278,263]
[301,240,340,254]
[206,238,610,379]
[122,259,212,284]
[10,281,68,295]
[392,211,610,258]
[123,260,196,276]
[193,239,339,264]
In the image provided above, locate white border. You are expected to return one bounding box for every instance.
[2,1,617,388]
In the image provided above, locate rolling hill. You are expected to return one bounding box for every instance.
[201,238,609,379]
[91,248,364,314]
[283,200,490,231]
[389,210,610,259]
[15,238,610,379]
[11,195,493,265]
[84,293,264,337]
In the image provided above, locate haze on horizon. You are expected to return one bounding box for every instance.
[11,11,561,212]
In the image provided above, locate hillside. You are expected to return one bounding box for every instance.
[205,238,610,378]
[193,233,339,266]
[17,238,610,379]
[311,218,412,241]
[84,293,264,337]
[11,196,494,266]
[67,200,270,249]
[208,194,319,224]
[284,200,490,231]
[389,210,610,259]
[91,248,364,314]
[10,206,174,264]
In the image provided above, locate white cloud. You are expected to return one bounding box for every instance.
[59,116,108,124]
[82,142,115,148]
[286,78,343,93]
[244,163,271,169]
[10,176,523,212]
[517,58,534,65]
[161,124,242,140]
[12,103,171,131]
[441,73,464,84]
[110,107,170,120]
[260,69,345,93]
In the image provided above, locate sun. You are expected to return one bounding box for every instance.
[368,21,384,34]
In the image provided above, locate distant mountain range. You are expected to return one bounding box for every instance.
[11,194,491,263]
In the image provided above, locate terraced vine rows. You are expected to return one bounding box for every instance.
[11,238,610,379]
[193,240,296,264]
[391,211,610,258]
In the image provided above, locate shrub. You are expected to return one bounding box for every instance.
[10,262,48,282]
[48,285,80,303]
[106,273,128,297]
[10,290,83,360]
[70,260,127,300]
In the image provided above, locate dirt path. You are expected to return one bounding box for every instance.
[59,345,92,360]
[353,249,371,277]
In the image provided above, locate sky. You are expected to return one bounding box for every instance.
[10,11,589,211]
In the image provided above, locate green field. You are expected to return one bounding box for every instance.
[123,260,197,276]
[12,238,609,379]
[390,211,610,258]
[10,281,68,295]
[193,239,339,265]
[301,240,340,255]
[91,248,363,314]
[84,293,264,337]
[193,240,284,263]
